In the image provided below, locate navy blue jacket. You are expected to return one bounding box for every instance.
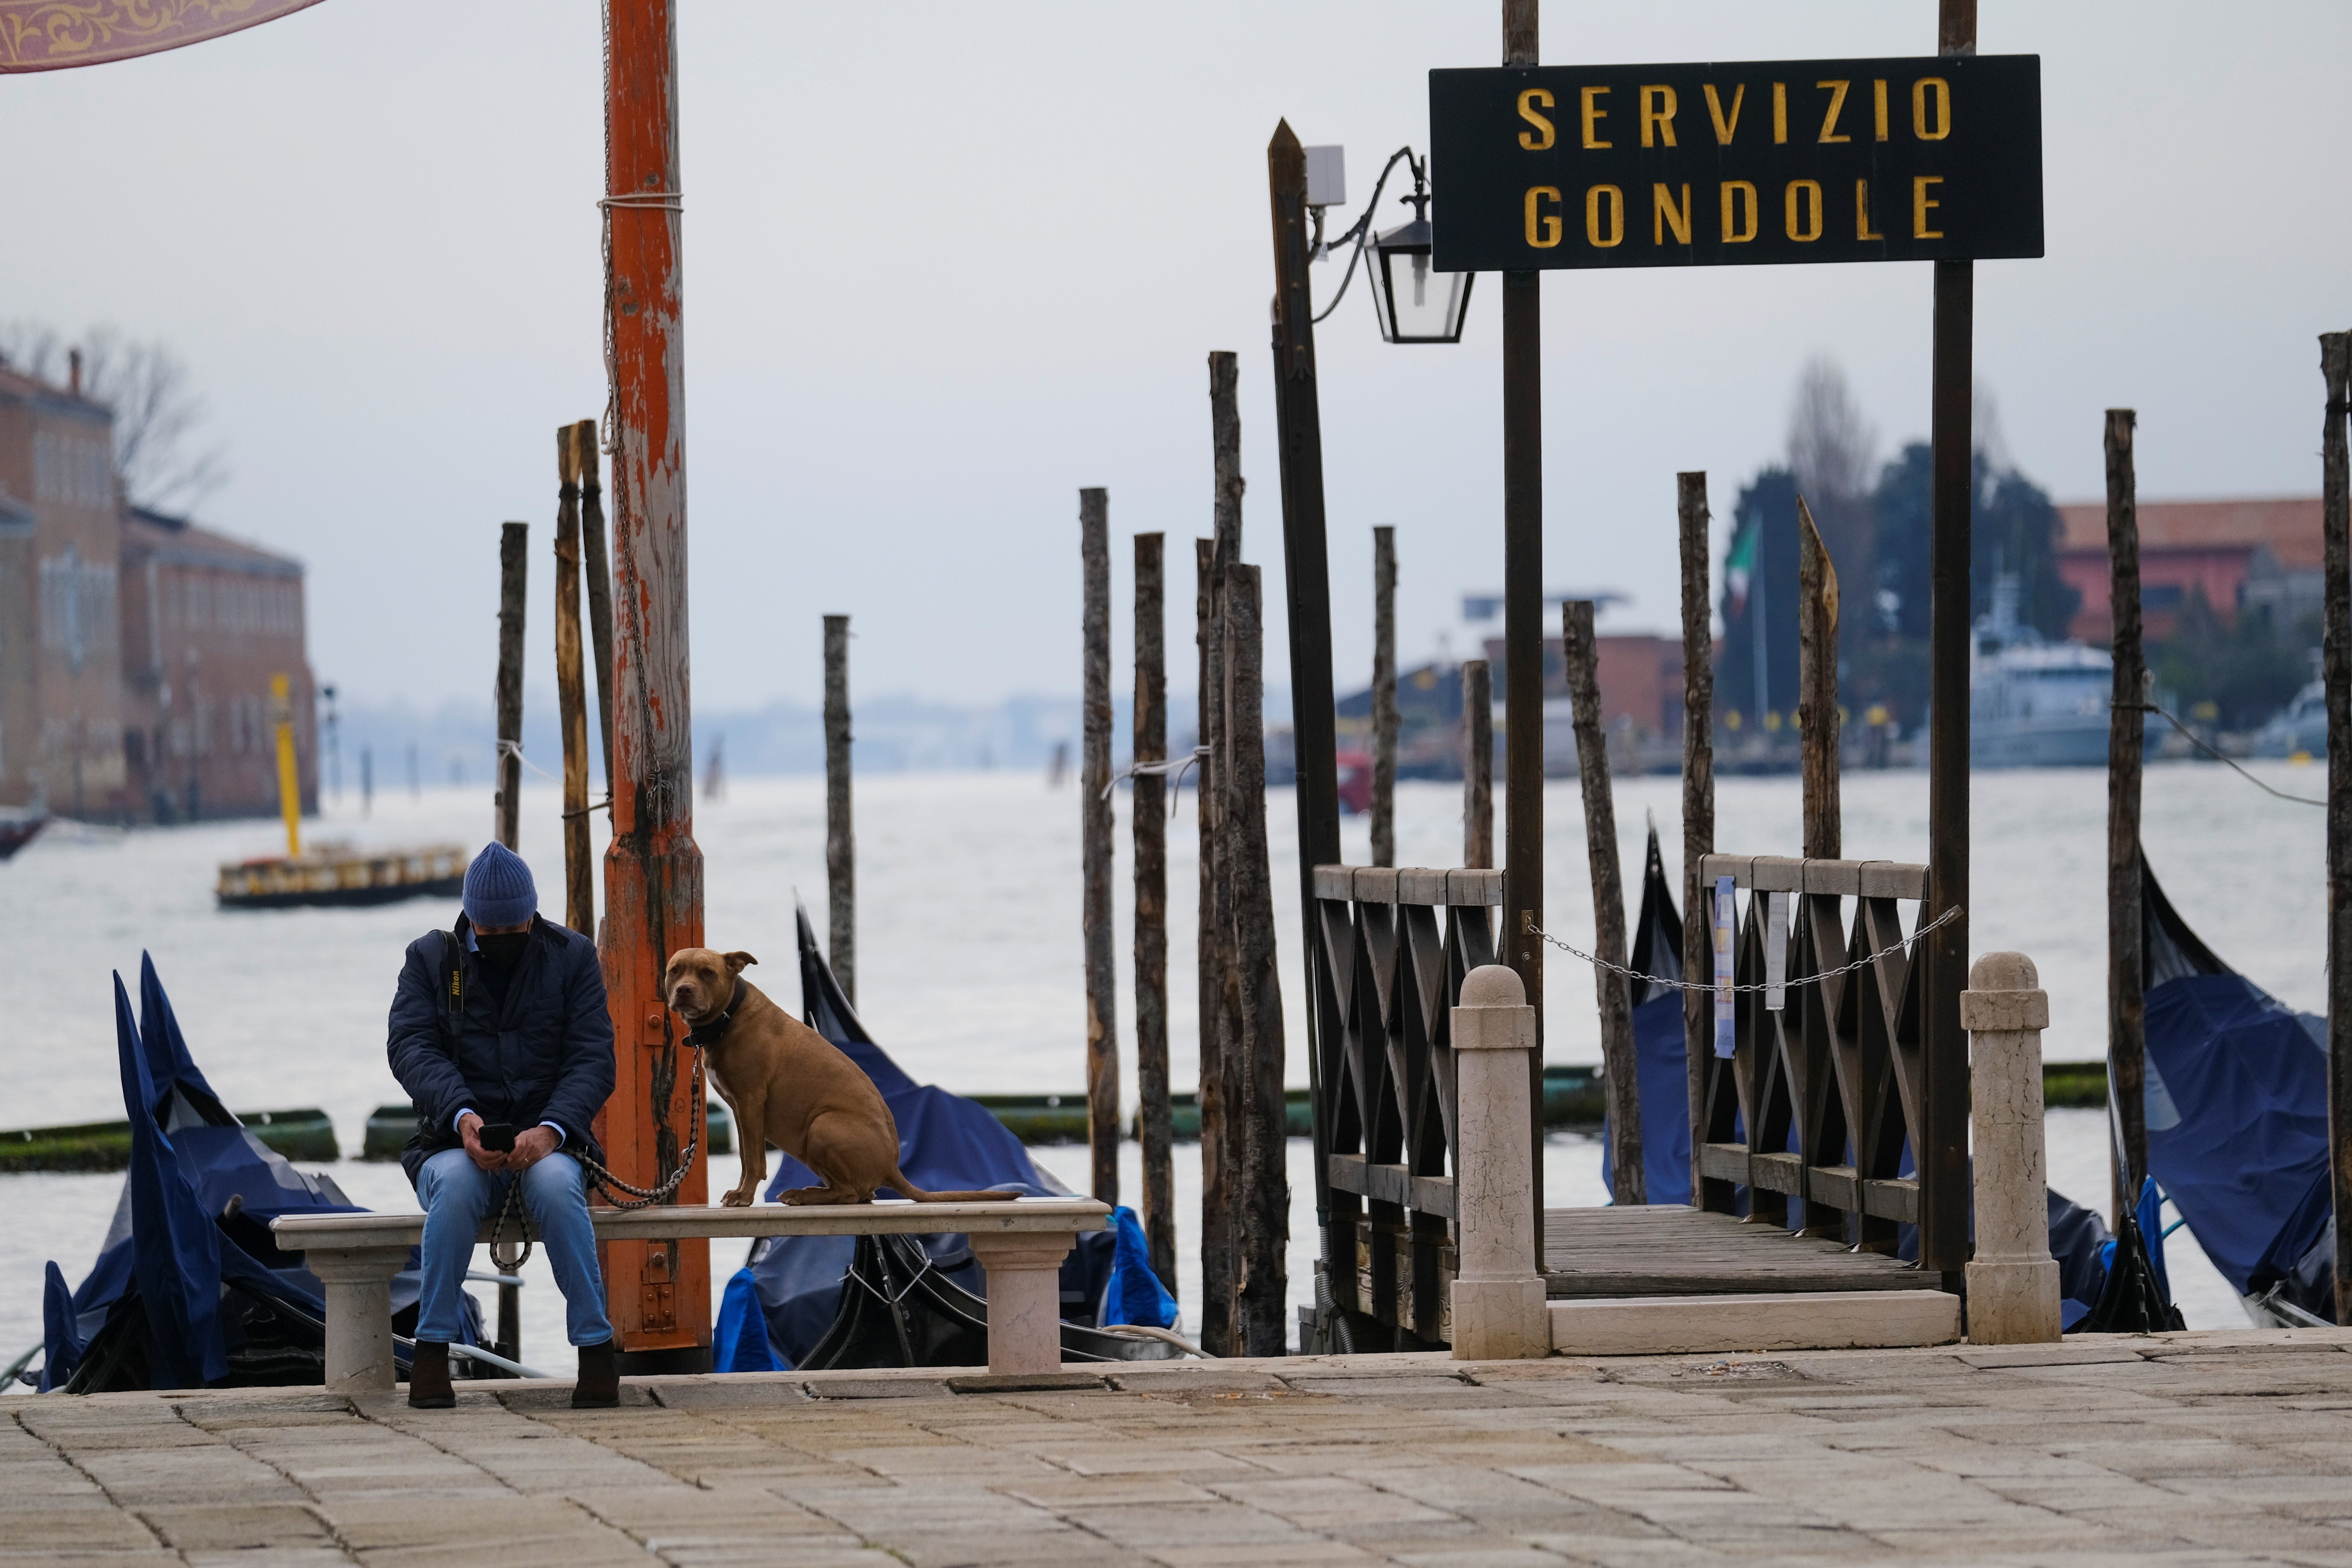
[387,913,615,1186]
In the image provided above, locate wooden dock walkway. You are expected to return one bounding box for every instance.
[1542,1205,1929,1299]
[11,1332,2352,1565]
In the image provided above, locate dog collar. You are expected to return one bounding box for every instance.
[683,977,745,1049]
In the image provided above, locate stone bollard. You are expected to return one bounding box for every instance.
[1450,964,1549,1359]
[1960,951,2062,1344]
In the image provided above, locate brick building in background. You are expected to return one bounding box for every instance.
[2054,496,2323,644]
[0,362,314,823]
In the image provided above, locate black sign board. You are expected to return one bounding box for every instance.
[1429,55,2042,272]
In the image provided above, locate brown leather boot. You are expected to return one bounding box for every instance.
[406,1341,455,1409]
[571,1339,619,1408]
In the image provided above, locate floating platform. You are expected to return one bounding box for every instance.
[1542,1205,1933,1299]
[216,844,466,909]
[1,1107,338,1172]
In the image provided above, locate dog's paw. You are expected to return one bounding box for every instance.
[719,1189,753,1208]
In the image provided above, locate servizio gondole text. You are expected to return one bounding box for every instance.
[1428,55,2043,272]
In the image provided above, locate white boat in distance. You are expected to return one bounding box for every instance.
[1970,577,2153,770]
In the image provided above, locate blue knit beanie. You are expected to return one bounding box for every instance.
[463,842,538,928]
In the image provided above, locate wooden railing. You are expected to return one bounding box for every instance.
[1308,865,1503,1347]
[1691,854,1950,1257]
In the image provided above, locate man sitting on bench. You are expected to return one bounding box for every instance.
[387,841,618,1409]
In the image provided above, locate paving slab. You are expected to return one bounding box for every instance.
[15,1336,2352,1563]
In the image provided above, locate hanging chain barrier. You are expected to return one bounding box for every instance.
[482,1046,708,1270]
[2119,701,2324,807]
[1522,903,1964,996]
[1100,746,1211,817]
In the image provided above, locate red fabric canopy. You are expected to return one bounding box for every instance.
[1,0,325,72]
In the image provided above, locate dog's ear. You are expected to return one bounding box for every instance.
[722,951,757,974]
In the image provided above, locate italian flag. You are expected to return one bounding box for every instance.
[1725,524,1758,617]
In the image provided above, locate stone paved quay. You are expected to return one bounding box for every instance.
[12,1332,2352,1567]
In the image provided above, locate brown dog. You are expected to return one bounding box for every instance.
[663,947,1018,1208]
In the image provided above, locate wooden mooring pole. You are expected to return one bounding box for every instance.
[494,522,527,850]
[1133,532,1176,1293]
[1265,123,1344,1320]
[1500,0,1546,1264]
[573,418,618,796]
[1371,526,1398,868]
[555,429,593,938]
[1200,348,1246,1355]
[1564,599,1643,1205]
[1463,659,1493,868]
[2105,409,2147,1229]
[2320,331,2352,1325]
[601,0,711,1371]
[1196,533,1236,1352]
[1797,496,1840,861]
[824,614,855,1005]
[1080,487,1119,1206]
[1224,562,1288,1356]
[1677,473,1719,1212]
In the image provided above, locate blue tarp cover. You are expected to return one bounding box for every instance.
[742,905,1107,1369]
[2144,968,2328,1293]
[43,955,451,1392]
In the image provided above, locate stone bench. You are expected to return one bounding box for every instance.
[272,1197,1109,1391]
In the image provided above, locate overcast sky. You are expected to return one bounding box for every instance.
[5,1,2348,712]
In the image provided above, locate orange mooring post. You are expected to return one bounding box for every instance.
[595,0,710,1372]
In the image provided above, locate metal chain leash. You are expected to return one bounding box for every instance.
[481,1046,709,1267]
[1523,903,1963,995]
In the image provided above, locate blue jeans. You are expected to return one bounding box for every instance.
[415,1148,612,1348]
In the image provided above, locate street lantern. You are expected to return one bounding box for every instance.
[1368,186,1472,345]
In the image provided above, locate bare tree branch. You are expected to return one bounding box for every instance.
[1787,355,1878,505]
[0,320,230,514]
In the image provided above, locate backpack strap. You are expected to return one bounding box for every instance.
[436,930,465,1038]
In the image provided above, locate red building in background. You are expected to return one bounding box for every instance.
[2054,496,2323,644]
[0,360,315,823]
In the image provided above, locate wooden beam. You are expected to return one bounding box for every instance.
[1133,531,1175,1294]
[1499,0,1545,1268]
[824,614,855,1005]
[573,419,617,795]
[1196,530,1235,1356]
[600,0,710,1370]
[1371,526,1398,868]
[1224,562,1289,1356]
[1564,599,1643,1205]
[1797,496,1841,860]
[1265,112,1346,1329]
[555,430,592,938]
[1678,472,1718,1213]
[1920,0,1977,1285]
[2321,331,2351,1325]
[1462,658,1493,868]
[493,522,526,850]
[1080,487,1118,1206]
[2105,409,2146,1228]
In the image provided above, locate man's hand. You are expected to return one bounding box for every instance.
[458,1112,503,1173]
[506,1125,561,1172]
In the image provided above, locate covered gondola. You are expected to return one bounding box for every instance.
[1599,826,1695,1204]
[33,956,476,1392]
[2136,858,2334,1326]
[710,904,1179,1372]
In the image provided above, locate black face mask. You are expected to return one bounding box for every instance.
[475,930,531,971]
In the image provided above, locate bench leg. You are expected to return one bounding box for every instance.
[307,1246,414,1393]
[969,1233,1074,1375]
